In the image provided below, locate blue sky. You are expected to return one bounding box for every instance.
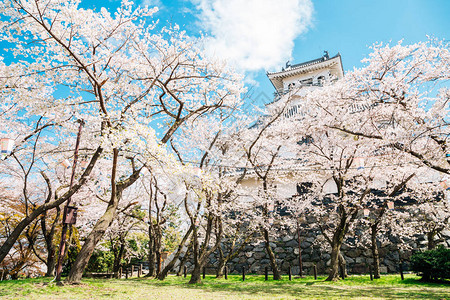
[20,0,450,103]
[116,0,449,103]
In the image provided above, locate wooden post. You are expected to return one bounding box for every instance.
[289,266,292,281]
[313,265,317,280]
[224,266,228,280]
[131,265,134,277]
[296,219,303,277]
[242,266,245,281]
[203,267,206,279]
[399,262,404,281]
[119,267,122,279]
[265,266,268,281]
[55,121,84,284]
[138,264,142,277]
[340,265,345,279]
[125,267,129,279]
[369,265,373,281]
[184,266,187,278]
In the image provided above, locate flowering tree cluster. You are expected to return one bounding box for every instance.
[0,0,243,283]
[278,39,450,280]
[0,0,448,285]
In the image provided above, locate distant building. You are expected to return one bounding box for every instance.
[267,51,344,96]
[267,52,344,120]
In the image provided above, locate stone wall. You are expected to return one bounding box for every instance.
[181,229,450,275]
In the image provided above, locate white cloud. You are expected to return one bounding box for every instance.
[141,0,163,9]
[192,0,314,72]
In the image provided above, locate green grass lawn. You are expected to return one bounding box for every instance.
[0,274,449,299]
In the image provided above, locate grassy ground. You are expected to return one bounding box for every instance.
[0,274,449,300]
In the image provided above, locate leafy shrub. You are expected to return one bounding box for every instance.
[86,249,114,273]
[410,245,450,281]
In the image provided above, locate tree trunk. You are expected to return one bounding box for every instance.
[216,247,225,278]
[46,250,56,277]
[338,252,347,278]
[177,247,191,276]
[156,251,161,275]
[65,149,140,284]
[427,231,437,250]
[263,228,281,280]
[189,263,202,284]
[157,226,193,280]
[65,195,119,283]
[112,241,125,278]
[297,220,303,277]
[327,244,341,281]
[188,215,221,284]
[147,225,156,277]
[0,147,102,265]
[189,225,201,285]
[40,191,60,277]
[216,259,226,278]
[324,200,362,281]
[371,224,381,279]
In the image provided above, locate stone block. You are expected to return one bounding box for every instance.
[302,247,312,254]
[300,241,312,249]
[305,237,315,243]
[346,249,359,258]
[286,240,298,248]
[291,266,300,275]
[254,252,265,260]
[387,251,399,261]
[322,253,330,261]
[252,265,261,272]
[302,254,310,261]
[310,252,320,261]
[351,264,367,274]
[285,247,294,253]
[303,262,314,268]
[282,235,293,242]
[387,264,397,273]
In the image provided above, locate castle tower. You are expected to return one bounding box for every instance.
[267,51,344,96]
[264,52,344,119]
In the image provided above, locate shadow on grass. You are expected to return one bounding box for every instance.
[133,275,450,299]
[1,274,449,299]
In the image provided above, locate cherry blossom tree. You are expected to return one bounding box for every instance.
[278,39,449,280]
[302,39,450,175]
[0,0,243,283]
[159,106,256,283]
[230,95,301,280]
